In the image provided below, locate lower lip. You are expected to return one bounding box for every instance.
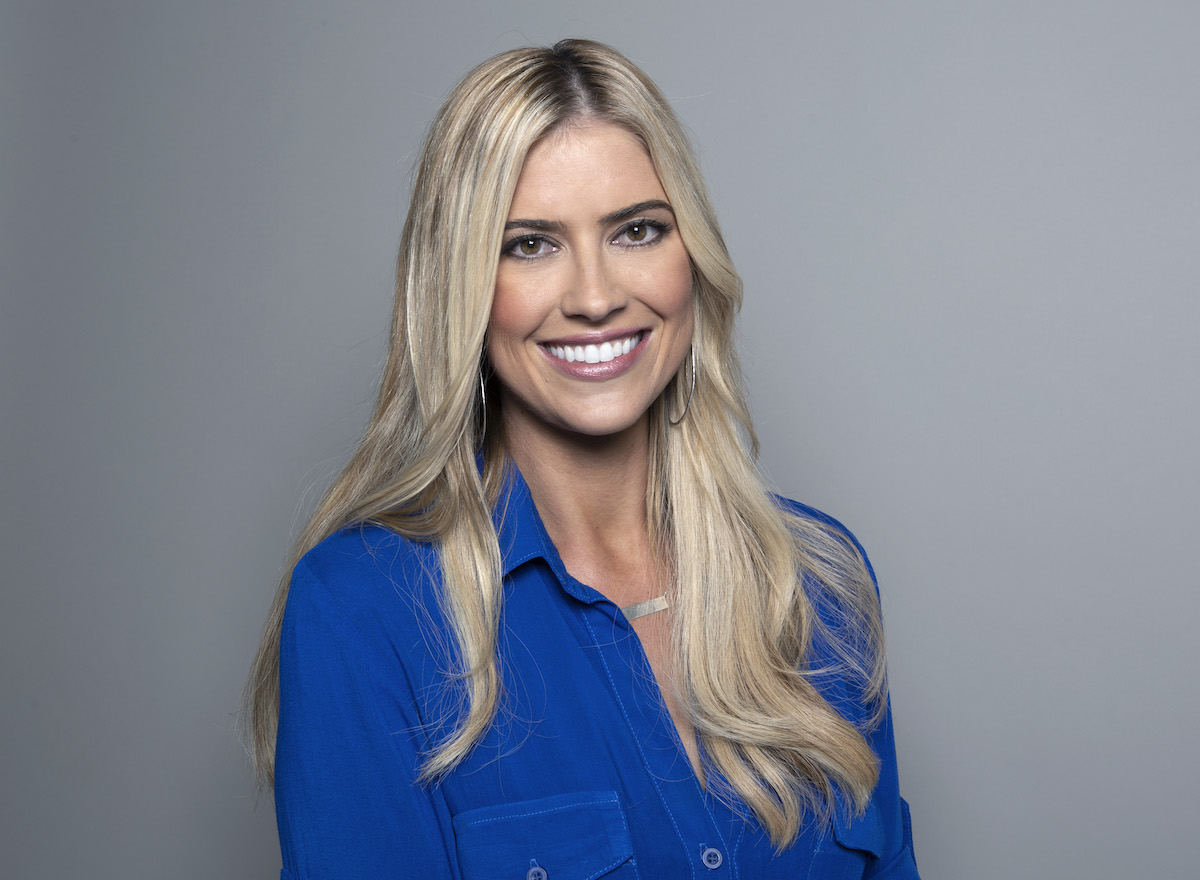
[539,334,649,380]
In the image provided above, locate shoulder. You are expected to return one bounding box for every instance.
[773,495,854,535]
[772,497,889,731]
[296,524,438,593]
[772,495,878,587]
[285,524,446,643]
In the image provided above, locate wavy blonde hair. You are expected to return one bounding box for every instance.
[244,38,886,847]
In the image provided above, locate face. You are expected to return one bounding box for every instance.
[488,122,694,445]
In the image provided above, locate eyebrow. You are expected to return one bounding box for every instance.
[504,199,675,232]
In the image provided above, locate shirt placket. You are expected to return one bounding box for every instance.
[580,598,740,880]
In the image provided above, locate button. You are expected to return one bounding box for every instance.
[701,846,723,869]
[526,867,547,880]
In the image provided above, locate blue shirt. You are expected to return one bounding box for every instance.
[276,466,919,879]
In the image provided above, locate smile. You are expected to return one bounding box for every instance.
[544,332,644,364]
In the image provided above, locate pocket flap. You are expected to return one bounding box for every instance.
[830,800,884,858]
[452,791,634,880]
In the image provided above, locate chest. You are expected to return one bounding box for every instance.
[413,564,879,880]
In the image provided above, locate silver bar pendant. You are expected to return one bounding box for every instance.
[621,595,669,621]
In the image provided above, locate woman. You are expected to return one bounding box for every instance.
[246,39,919,879]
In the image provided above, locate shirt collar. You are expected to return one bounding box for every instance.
[491,459,603,605]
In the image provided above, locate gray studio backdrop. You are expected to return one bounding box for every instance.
[3,2,1197,878]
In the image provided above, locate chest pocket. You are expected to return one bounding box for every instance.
[452,791,637,880]
[806,801,884,880]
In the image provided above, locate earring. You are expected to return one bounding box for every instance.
[478,371,488,441]
[669,345,695,426]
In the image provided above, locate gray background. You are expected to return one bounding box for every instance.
[3,2,1197,878]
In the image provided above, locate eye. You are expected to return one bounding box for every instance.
[503,234,556,260]
[613,219,670,247]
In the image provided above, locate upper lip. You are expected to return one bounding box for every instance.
[538,327,648,346]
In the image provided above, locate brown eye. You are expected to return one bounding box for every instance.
[614,220,666,247]
[518,238,540,256]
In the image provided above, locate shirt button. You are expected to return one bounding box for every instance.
[526,867,548,880]
[701,846,723,869]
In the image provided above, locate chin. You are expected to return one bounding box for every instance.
[550,403,653,440]
[560,417,644,439]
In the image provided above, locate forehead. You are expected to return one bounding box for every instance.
[507,122,667,216]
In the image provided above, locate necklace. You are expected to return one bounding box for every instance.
[621,595,668,621]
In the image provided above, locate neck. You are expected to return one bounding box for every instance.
[502,411,661,605]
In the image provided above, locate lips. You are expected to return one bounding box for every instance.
[537,330,649,380]
[544,332,643,364]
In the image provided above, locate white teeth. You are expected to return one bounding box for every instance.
[546,333,642,365]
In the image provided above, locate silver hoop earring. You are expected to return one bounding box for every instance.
[478,371,488,441]
[669,346,695,426]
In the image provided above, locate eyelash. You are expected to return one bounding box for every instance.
[501,218,674,260]
[614,218,672,247]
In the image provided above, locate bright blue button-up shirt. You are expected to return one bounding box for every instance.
[275,466,919,879]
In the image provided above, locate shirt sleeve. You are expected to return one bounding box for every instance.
[784,497,920,878]
[274,555,460,880]
[863,699,920,879]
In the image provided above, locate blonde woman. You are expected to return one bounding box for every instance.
[246,39,919,879]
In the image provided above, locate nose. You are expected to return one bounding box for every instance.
[561,250,627,321]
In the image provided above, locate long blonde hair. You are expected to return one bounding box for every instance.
[244,38,886,847]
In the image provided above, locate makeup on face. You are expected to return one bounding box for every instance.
[487,122,694,442]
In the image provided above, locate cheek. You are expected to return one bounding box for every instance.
[488,276,518,335]
[660,253,696,322]
[488,275,535,345]
[487,274,551,374]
